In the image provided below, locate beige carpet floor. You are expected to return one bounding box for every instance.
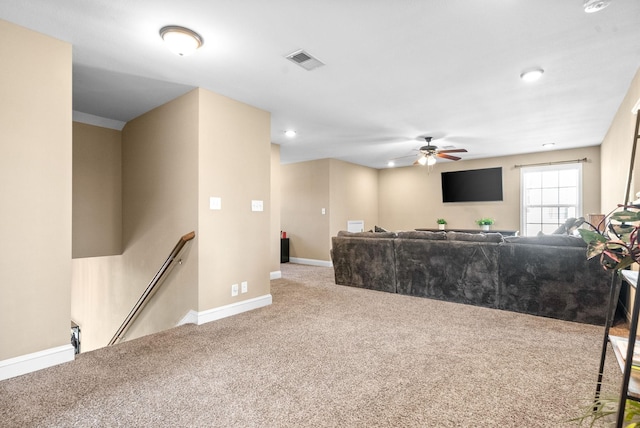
[0,263,623,427]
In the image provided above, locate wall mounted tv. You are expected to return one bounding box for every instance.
[441,167,503,203]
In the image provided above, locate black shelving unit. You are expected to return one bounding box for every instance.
[595,270,639,427]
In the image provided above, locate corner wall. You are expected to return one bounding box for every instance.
[197,89,271,310]
[0,20,73,366]
[280,159,379,263]
[271,144,282,276]
[281,159,331,261]
[71,90,200,352]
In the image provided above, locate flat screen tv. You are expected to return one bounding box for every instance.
[441,167,503,203]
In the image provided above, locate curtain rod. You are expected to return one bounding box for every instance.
[513,157,588,169]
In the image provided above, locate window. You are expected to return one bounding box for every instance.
[521,163,582,236]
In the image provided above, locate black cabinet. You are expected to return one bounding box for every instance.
[281,238,290,263]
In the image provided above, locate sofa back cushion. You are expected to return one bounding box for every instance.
[446,231,504,243]
[337,230,397,239]
[504,235,586,247]
[396,231,447,240]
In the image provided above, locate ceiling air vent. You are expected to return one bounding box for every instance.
[285,49,325,71]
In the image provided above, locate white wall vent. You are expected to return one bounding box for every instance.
[285,49,325,71]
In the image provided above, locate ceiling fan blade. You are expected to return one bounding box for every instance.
[391,154,419,160]
[438,148,468,154]
[437,153,461,161]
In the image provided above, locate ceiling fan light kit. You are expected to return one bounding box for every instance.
[583,0,611,13]
[412,136,468,167]
[159,26,204,56]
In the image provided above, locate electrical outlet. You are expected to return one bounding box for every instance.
[241,281,248,293]
[231,283,239,297]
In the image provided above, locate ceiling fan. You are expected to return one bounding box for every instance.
[414,137,468,166]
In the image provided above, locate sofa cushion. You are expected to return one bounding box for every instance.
[395,239,500,307]
[397,231,447,240]
[337,230,397,238]
[446,231,504,243]
[504,234,586,247]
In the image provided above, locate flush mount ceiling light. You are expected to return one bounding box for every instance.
[387,160,395,167]
[583,0,611,13]
[542,142,556,149]
[520,67,544,82]
[284,130,297,137]
[159,26,203,56]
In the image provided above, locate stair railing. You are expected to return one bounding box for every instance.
[108,231,196,346]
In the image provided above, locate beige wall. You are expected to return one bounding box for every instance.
[379,146,601,234]
[197,89,271,310]
[280,146,601,262]
[600,67,640,318]
[600,67,640,211]
[280,158,378,262]
[271,144,282,273]
[329,158,379,239]
[0,20,72,360]
[281,159,331,261]
[72,122,122,258]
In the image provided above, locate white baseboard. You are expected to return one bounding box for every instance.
[0,344,75,381]
[270,270,282,280]
[177,294,272,327]
[289,257,333,267]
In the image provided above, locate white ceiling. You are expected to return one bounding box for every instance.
[2,1,640,169]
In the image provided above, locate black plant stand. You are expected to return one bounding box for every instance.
[594,270,639,427]
[281,238,289,263]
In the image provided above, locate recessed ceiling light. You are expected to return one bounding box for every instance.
[542,142,555,148]
[387,161,395,167]
[159,26,203,56]
[285,130,297,137]
[583,0,610,13]
[520,67,544,82]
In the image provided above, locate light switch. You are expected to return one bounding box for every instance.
[251,200,264,212]
[209,197,222,210]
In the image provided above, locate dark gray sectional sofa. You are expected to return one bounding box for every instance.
[331,230,612,325]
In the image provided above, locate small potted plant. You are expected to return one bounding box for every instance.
[436,218,447,230]
[476,218,494,231]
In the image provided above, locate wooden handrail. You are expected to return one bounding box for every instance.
[108,231,196,346]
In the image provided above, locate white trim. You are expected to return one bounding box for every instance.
[176,294,272,327]
[270,270,282,280]
[73,111,126,130]
[289,257,333,267]
[520,163,583,236]
[177,310,199,326]
[0,344,75,381]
